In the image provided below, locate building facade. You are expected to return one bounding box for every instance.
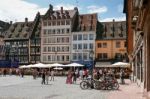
[0,20,10,60]
[40,5,78,64]
[95,20,127,67]
[124,0,150,97]
[72,14,97,67]
[4,12,41,65]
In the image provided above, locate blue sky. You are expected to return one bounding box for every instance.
[0,0,125,22]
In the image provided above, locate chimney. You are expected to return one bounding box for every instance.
[113,19,115,22]
[61,7,63,13]
[25,17,28,23]
[49,4,53,11]
[10,21,12,25]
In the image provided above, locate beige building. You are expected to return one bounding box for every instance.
[41,5,78,64]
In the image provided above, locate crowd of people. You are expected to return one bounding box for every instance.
[0,67,127,85]
[66,68,126,84]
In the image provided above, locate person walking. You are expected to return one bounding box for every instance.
[41,70,46,85]
[66,70,72,84]
[120,69,125,84]
[50,70,55,81]
[72,71,77,84]
[45,70,49,84]
[79,69,83,80]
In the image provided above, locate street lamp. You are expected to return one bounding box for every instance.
[89,50,94,76]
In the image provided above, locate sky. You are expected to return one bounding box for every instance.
[0,0,126,22]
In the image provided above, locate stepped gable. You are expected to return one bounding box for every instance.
[43,4,77,20]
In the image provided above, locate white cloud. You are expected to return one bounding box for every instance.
[87,5,107,14]
[54,4,76,10]
[0,0,48,22]
[0,0,80,22]
[117,4,123,12]
[100,16,126,22]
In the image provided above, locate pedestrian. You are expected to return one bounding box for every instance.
[66,70,72,84]
[79,69,83,80]
[50,69,54,81]
[41,70,46,85]
[72,71,77,84]
[120,69,125,84]
[3,69,7,76]
[20,69,24,78]
[45,70,49,84]
[9,69,12,76]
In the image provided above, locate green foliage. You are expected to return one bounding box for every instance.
[96,21,104,40]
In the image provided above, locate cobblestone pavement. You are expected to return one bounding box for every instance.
[0,76,107,99]
[0,76,145,99]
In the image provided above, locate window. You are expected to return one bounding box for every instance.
[66,37,69,42]
[62,29,64,34]
[78,53,82,60]
[43,21,47,26]
[66,46,69,51]
[103,43,107,48]
[83,44,88,49]
[57,56,60,61]
[66,55,69,61]
[52,21,56,25]
[89,43,93,49]
[66,20,70,25]
[89,34,94,40]
[78,44,82,49]
[57,47,60,52]
[57,21,60,25]
[48,47,51,52]
[43,29,47,35]
[61,21,65,25]
[52,47,55,52]
[62,55,64,61]
[43,47,47,52]
[73,35,77,41]
[124,41,127,47]
[48,30,51,35]
[73,44,77,50]
[83,34,88,40]
[97,43,101,48]
[115,53,121,59]
[116,41,120,48]
[48,21,51,26]
[48,55,51,61]
[83,53,88,60]
[103,53,108,59]
[66,28,70,33]
[57,29,60,34]
[73,53,77,60]
[97,53,108,59]
[53,29,55,34]
[98,53,102,59]
[78,34,82,40]
[62,47,65,52]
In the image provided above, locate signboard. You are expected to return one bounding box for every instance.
[0,60,19,68]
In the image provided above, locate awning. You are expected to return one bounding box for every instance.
[95,62,112,67]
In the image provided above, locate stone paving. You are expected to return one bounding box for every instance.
[107,80,146,99]
[0,75,107,99]
[0,75,145,99]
